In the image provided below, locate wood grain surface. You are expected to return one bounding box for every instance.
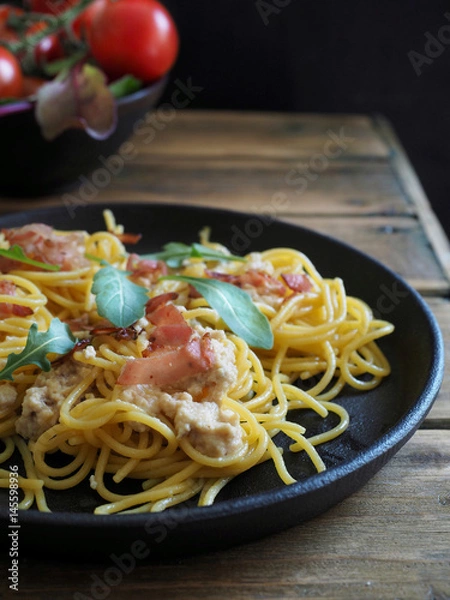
[0,111,448,600]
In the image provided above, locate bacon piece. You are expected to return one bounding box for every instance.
[0,223,88,272]
[206,269,286,296]
[148,303,186,327]
[145,292,179,315]
[240,270,286,296]
[146,298,192,350]
[114,232,142,244]
[205,270,240,285]
[127,254,167,284]
[10,304,33,317]
[117,336,215,387]
[51,338,91,366]
[150,324,192,349]
[281,273,312,293]
[64,314,92,333]
[90,326,139,341]
[188,284,203,299]
[0,280,33,318]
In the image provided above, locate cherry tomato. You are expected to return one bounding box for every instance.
[27,22,64,65]
[0,46,23,98]
[72,0,106,40]
[0,4,23,26]
[27,0,78,16]
[89,0,179,82]
[0,5,23,42]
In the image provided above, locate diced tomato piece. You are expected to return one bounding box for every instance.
[117,336,214,387]
[281,273,312,293]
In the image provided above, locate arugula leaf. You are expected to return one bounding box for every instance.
[143,242,245,268]
[0,319,76,381]
[109,75,143,99]
[0,245,61,271]
[191,243,246,263]
[143,242,193,267]
[162,275,274,350]
[92,265,148,328]
[85,253,108,265]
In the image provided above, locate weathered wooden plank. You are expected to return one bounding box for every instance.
[0,160,409,218]
[5,431,448,600]
[287,215,448,291]
[90,159,410,217]
[374,115,450,286]
[134,110,390,159]
[424,297,450,422]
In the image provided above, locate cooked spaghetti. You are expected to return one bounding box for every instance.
[0,210,394,514]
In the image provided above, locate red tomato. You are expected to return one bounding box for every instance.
[72,0,107,40]
[89,0,179,82]
[35,33,63,64]
[27,0,78,15]
[0,5,23,42]
[0,46,23,98]
[27,22,64,65]
[0,4,23,25]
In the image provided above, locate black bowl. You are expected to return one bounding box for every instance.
[0,76,167,197]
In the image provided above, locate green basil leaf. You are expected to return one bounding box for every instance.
[0,244,61,271]
[162,275,274,350]
[0,319,76,381]
[92,265,148,328]
[143,242,245,268]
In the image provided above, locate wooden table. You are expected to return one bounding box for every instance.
[1,111,449,599]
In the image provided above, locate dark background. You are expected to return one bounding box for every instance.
[162,0,450,238]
